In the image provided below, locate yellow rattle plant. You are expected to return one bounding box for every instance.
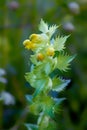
[23,19,75,130]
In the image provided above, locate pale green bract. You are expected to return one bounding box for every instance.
[39,19,58,38]
[23,19,75,130]
[39,19,48,33]
[56,53,76,71]
[53,35,69,51]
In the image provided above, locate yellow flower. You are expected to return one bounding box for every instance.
[29,34,42,44]
[23,39,36,50]
[37,53,44,61]
[47,47,55,56]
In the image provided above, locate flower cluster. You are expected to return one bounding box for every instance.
[23,20,58,62]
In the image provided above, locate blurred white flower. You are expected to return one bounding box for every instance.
[0,68,7,84]
[63,22,75,32]
[68,2,80,14]
[0,68,6,76]
[0,91,15,105]
[0,77,7,84]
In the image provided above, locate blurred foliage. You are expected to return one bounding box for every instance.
[0,0,87,130]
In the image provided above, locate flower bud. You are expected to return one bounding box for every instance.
[37,53,44,61]
[23,39,35,50]
[47,47,55,56]
[30,33,48,44]
[30,34,42,44]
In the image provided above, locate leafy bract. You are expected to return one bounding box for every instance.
[29,102,41,115]
[53,97,66,113]
[30,56,56,75]
[56,53,75,71]
[30,55,38,65]
[53,97,66,105]
[25,69,52,97]
[43,57,55,75]
[39,19,48,33]
[32,94,55,117]
[48,25,58,38]
[52,77,70,92]
[42,97,54,117]
[54,36,69,51]
[25,71,49,89]
[32,81,46,97]
[37,114,50,129]
[33,77,52,97]
[39,19,58,38]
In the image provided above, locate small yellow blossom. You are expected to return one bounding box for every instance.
[23,39,36,50]
[47,47,55,56]
[37,53,44,61]
[29,34,42,44]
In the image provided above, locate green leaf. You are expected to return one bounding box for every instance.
[25,123,38,130]
[54,35,69,51]
[56,53,75,71]
[52,76,70,92]
[39,19,48,33]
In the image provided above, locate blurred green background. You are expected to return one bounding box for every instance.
[0,0,87,130]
